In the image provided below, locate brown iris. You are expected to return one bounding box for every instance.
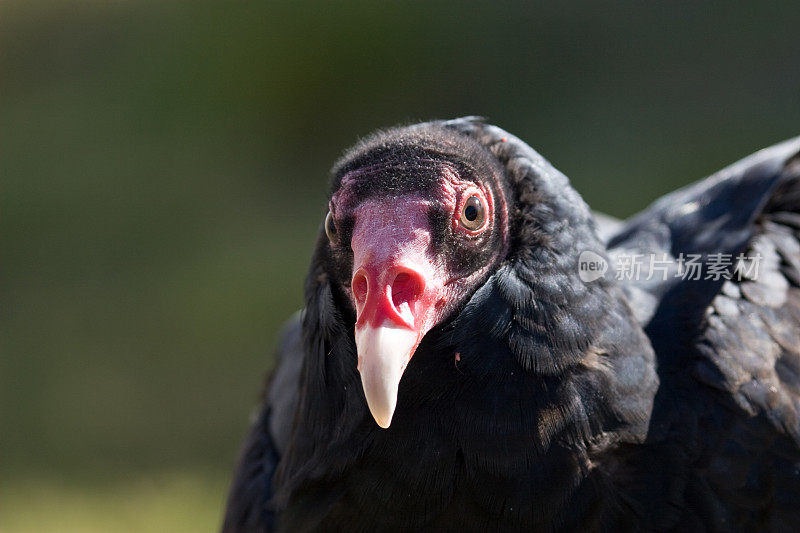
[459,195,486,231]
[325,211,338,243]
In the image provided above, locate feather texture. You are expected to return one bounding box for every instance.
[223,119,800,532]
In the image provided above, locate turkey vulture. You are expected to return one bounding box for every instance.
[222,117,800,532]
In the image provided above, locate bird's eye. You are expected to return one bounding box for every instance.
[459,195,486,231]
[325,211,338,243]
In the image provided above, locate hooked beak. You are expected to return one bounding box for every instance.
[352,265,442,428]
[355,321,418,428]
[349,200,444,428]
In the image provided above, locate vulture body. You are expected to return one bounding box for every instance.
[223,118,800,532]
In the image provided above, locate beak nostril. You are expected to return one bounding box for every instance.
[353,272,369,304]
[353,266,427,328]
[390,271,422,309]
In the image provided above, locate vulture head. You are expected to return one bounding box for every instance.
[310,117,628,429]
[325,125,511,427]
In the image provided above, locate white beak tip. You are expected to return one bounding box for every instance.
[360,371,398,428]
[374,415,392,429]
[355,323,417,431]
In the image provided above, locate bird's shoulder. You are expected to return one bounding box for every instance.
[221,311,304,533]
[608,136,800,529]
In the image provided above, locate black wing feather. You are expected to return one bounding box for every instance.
[221,312,304,533]
[689,155,800,530]
[612,136,800,529]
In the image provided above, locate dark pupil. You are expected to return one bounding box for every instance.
[327,218,336,233]
[464,204,478,221]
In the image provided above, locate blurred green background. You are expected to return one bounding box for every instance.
[2,1,799,531]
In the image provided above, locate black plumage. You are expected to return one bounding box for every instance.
[222,117,800,532]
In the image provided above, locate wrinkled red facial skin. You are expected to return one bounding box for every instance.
[330,166,507,350]
[350,196,440,332]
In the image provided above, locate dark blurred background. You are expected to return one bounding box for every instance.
[2,2,799,531]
